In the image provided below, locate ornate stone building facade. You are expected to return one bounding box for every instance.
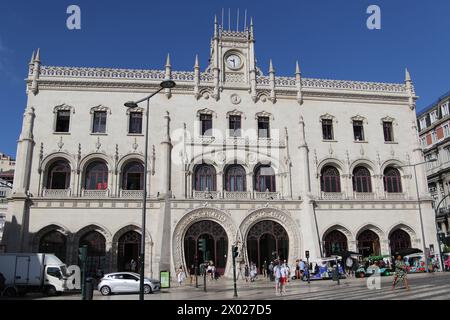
[2,18,439,277]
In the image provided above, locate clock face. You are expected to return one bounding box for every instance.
[226,54,242,70]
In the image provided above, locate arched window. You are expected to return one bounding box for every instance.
[122,161,144,190]
[84,161,108,190]
[225,165,246,192]
[323,230,348,257]
[194,164,216,191]
[254,165,276,192]
[384,167,402,193]
[389,229,412,254]
[321,166,341,193]
[46,160,71,189]
[79,231,106,276]
[352,166,372,193]
[39,230,67,262]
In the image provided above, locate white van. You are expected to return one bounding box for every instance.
[0,253,70,296]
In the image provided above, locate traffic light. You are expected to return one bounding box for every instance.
[198,239,206,253]
[232,246,239,259]
[305,250,310,259]
[78,245,87,264]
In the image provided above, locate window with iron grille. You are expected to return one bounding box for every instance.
[258,117,270,138]
[200,114,213,136]
[129,112,143,134]
[92,111,107,133]
[55,110,70,133]
[353,120,365,141]
[322,119,334,140]
[383,121,394,142]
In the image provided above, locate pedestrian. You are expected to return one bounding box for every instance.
[346,256,353,277]
[177,266,186,286]
[273,261,281,295]
[266,261,271,280]
[189,264,195,285]
[244,264,250,282]
[250,262,257,282]
[130,259,137,272]
[299,259,306,279]
[392,255,409,291]
[268,261,274,281]
[279,261,288,295]
[237,261,244,280]
[262,260,267,278]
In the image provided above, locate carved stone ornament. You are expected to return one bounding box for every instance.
[90,105,111,115]
[53,103,75,114]
[255,110,273,120]
[230,94,242,105]
[196,108,216,118]
[226,109,245,119]
[350,114,367,124]
[57,136,64,150]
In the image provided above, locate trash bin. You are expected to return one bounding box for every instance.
[85,277,94,300]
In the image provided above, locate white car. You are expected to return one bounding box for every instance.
[97,272,160,295]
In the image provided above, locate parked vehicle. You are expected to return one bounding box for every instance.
[0,253,70,297]
[355,255,392,278]
[404,253,426,273]
[97,272,161,295]
[302,257,346,281]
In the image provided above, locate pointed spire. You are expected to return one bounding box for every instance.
[35,48,40,62]
[165,53,171,68]
[296,60,301,75]
[249,17,254,40]
[214,15,219,38]
[405,67,411,82]
[29,51,35,65]
[194,54,199,69]
[269,59,274,73]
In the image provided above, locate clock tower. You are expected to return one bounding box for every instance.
[207,15,259,100]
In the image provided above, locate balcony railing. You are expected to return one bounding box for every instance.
[42,188,71,198]
[192,190,282,200]
[81,189,110,198]
[254,192,281,200]
[120,189,145,199]
[223,191,253,200]
[384,192,407,200]
[353,192,376,200]
[193,190,221,199]
[320,192,345,200]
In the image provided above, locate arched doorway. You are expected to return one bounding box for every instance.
[79,231,106,276]
[247,220,289,273]
[118,231,141,272]
[357,230,380,257]
[389,229,412,254]
[39,230,67,262]
[323,230,348,257]
[184,221,228,275]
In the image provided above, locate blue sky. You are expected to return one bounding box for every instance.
[1,0,449,157]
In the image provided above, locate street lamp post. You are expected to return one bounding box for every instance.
[396,159,437,274]
[124,80,176,301]
[433,194,449,272]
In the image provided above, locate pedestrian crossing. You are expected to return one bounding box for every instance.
[269,279,450,300]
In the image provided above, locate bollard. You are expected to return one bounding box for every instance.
[85,277,94,300]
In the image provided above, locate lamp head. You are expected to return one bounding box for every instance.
[160,80,176,89]
[124,101,139,109]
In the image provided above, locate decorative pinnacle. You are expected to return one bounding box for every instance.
[269,59,274,73]
[405,68,411,82]
[296,61,301,75]
[194,54,199,69]
[165,53,171,68]
[35,48,41,62]
[29,51,35,65]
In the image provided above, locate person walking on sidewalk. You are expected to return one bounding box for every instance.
[273,261,281,295]
[177,266,186,286]
[392,255,409,291]
[262,260,267,278]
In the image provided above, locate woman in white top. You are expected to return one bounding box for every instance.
[177,266,186,286]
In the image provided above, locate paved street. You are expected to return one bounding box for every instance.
[16,272,450,300]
